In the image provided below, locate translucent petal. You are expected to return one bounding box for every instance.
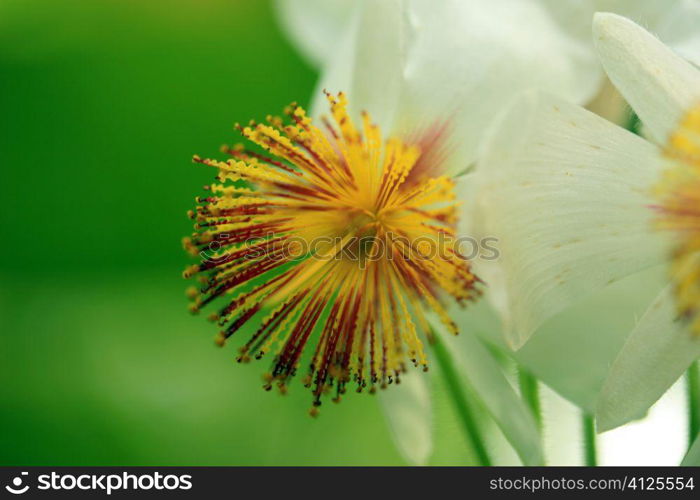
[475,90,668,348]
[314,0,603,174]
[456,266,667,414]
[275,0,356,66]
[597,285,700,432]
[393,0,601,173]
[378,368,433,465]
[433,320,544,466]
[311,0,407,131]
[682,433,700,465]
[593,12,700,144]
[595,0,700,68]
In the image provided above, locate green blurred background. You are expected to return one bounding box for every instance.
[0,0,480,465]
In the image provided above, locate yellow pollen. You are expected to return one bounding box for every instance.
[183,91,480,412]
[655,103,700,333]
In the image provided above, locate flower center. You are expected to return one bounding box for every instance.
[654,104,700,332]
[183,92,479,414]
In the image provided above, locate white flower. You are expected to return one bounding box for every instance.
[276,0,700,109]
[276,0,624,465]
[275,0,356,67]
[475,12,700,432]
[595,0,700,68]
[274,0,700,464]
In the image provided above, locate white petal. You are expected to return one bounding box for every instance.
[516,266,667,413]
[599,379,689,465]
[682,433,700,465]
[314,0,603,173]
[457,266,667,414]
[378,368,432,465]
[475,90,668,348]
[593,12,700,145]
[311,0,407,131]
[652,1,700,69]
[392,0,602,173]
[433,320,544,466]
[595,0,700,68]
[274,0,357,67]
[597,285,700,432]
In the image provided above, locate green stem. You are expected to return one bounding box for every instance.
[518,368,542,430]
[688,361,700,447]
[432,335,492,466]
[582,413,597,466]
[626,109,642,136]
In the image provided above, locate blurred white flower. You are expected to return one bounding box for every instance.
[475,13,700,432]
[595,0,700,68]
[315,0,560,465]
[277,0,700,109]
[274,0,700,464]
[278,0,622,465]
[275,0,355,67]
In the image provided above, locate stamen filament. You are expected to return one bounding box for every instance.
[183,92,480,413]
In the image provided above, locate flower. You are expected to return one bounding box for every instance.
[278,0,700,464]
[277,0,700,114]
[268,0,700,465]
[275,0,355,67]
[183,92,480,416]
[655,107,700,332]
[273,0,625,466]
[474,13,700,431]
[276,4,700,431]
[178,0,617,466]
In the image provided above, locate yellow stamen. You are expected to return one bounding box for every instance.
[183,92,481,412]
[655,104,700,333]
